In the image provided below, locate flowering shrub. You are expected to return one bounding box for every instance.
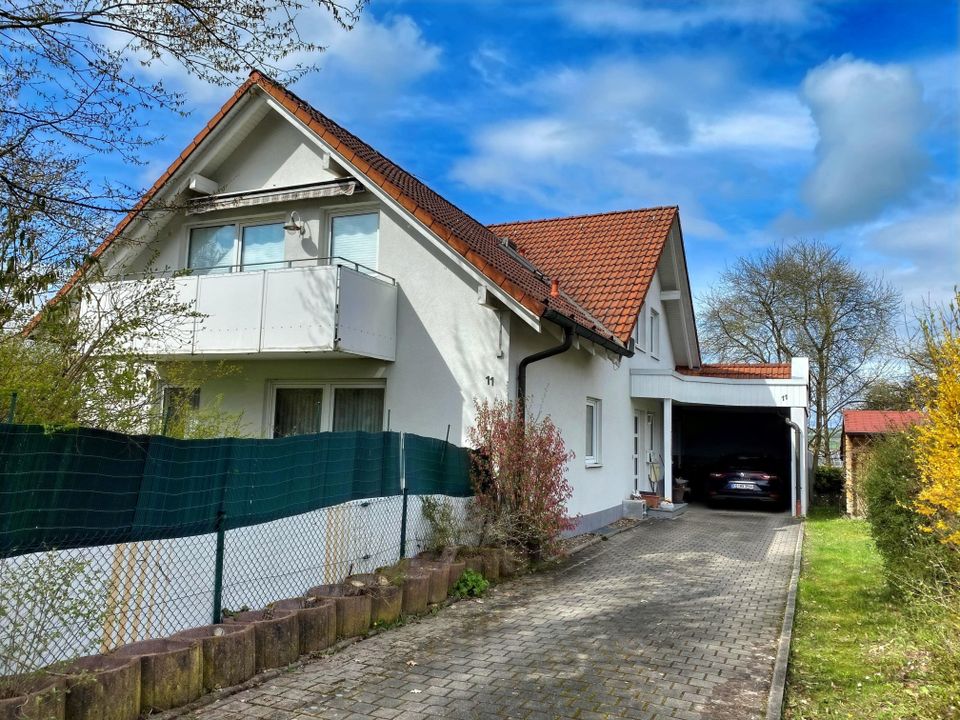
[914,291,960,550]
[468,399,575,560]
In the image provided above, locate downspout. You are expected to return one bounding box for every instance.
[785,416,804,517]
[517,325,573,409]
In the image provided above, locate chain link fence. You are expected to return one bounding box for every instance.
[0,422,473,675]
[0,494,472,673]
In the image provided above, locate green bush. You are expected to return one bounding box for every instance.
[813,465,844,505]
[862,433,948,588]
[452,569,489,598]
[814,465,843,495]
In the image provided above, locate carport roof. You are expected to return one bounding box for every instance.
[675,363,792,380]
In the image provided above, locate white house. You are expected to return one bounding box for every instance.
[63,72,810,530]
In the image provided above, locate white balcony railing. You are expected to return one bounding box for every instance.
[87,260,398,361]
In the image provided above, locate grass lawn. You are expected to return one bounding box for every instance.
[785,507,960,720]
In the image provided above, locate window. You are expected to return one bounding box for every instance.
[633,303,646,351]
[649,308,661,358]
[585,398,601,466]
[331,212,379,271]
[274,387,324,437]
[161,386,200,433]
[187,219,286,274]
[188,225,235,274]
[240,223,285,270]
[333,388,385,432]
[271,383,385,437]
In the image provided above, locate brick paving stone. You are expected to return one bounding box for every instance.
[188,507,799,720]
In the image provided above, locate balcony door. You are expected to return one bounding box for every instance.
[187,219,285,274]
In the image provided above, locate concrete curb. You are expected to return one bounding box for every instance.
[766,522,804,720]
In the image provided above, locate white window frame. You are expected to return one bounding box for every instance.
[265,380,386,437]
[633,303,646,352]
[585,397,602,467]
[649,308,661,359]
[184,212,286,273]
[326,208,381,272]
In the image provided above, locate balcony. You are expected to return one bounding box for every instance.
[88,260,398,361]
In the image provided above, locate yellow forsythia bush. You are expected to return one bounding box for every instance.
[914,291,960,548]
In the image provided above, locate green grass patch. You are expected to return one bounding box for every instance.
[785,507,960,719]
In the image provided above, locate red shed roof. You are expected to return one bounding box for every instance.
[675,363,793,380]
[488,208,677,344]
[842,410,924,435]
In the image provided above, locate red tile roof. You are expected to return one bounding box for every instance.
[488,208,677,344]
[675,363,793,380]
[31,72,627,350]
[842,410,924,435]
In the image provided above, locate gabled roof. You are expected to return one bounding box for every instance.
[842,410,924,435]
[36,71,627,351]
[675,363,792,380]
[488,208,677,344]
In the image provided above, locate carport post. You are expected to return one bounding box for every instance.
[662,399,673,503]
[786,408,809,517]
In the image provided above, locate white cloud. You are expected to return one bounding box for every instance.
[861,202,960,308]
[451,55,814,224]
[557,0,825,35]
[316,14,441,90]
[470,43,511,86]
[795,55,928,228]
[691,93,816,152]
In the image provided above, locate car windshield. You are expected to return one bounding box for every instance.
[720,456,770,471]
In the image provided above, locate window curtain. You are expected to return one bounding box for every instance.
[331,213,379,271]
[274,388,324,437]
[333,388,384,432]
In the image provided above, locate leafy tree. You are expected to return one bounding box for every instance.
[861,377,920,410]
[0,1,364,432]
[701,239,900,467]
[914,290,960,550]
[1,0,365,331]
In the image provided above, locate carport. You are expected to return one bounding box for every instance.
[630,357,810,516]
[672,405,791,508]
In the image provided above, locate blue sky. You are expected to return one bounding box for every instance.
[127,0,959,311]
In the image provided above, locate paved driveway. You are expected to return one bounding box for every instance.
[191,507,800,720]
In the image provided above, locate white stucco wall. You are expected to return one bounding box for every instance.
[507,321,636,523]
[628,269,676,371]
[123,133,509,445]
[212,112,342,194]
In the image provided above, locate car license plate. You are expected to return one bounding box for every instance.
[729,482,754,490]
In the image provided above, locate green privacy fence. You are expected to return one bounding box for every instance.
[0,423,473,559]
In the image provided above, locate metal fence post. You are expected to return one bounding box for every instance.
[399,488,409,559]
[212,511,225,624]
[399,432,408,559]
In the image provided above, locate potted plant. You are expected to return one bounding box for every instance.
[638,491,660,509]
